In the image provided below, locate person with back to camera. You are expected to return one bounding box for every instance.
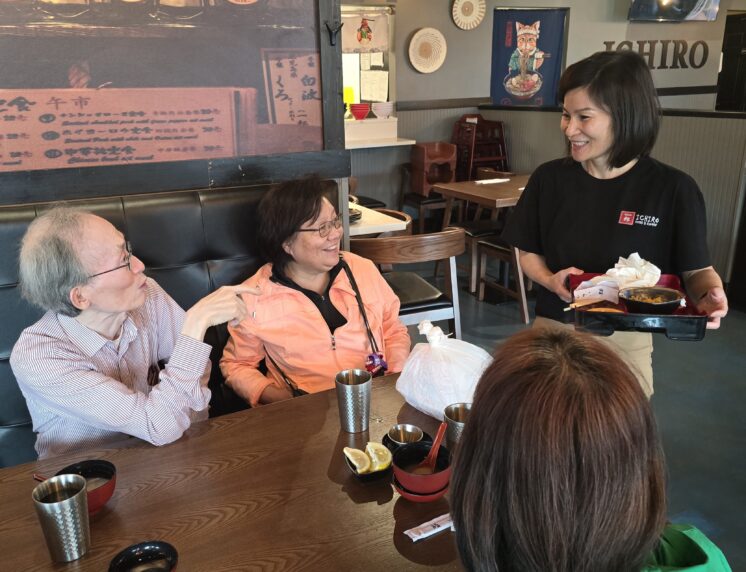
[220,176,411,406]
[450,327,732,572]
[10,207,257,459]
[501,50,728,397]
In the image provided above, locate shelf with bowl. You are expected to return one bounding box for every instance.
[344,117,416,150]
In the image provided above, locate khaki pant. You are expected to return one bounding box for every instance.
[533,316,654,398]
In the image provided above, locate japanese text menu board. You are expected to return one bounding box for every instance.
[0,87,237,172]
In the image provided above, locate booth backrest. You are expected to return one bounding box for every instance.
[0,183,291,468]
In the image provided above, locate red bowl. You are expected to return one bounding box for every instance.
[349,103,370,120]
[393,476,448,503]
[392,442,451,494]
[56,459,116,515]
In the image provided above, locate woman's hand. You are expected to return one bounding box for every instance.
[548,267,585,303]
[182,284,261,341]
[259,383,294,404]
[683,267,728,330]
[518,251,584,303]
[696,286,728,329]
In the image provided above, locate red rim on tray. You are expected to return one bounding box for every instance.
[569,273,707,341]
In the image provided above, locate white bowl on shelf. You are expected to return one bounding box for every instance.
[371,102,395,119]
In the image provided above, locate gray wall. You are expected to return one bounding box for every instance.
[395,0,746,109]
[350,1,746,280]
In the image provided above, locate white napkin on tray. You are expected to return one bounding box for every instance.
[474,178,510,185]
[573,252,662,304]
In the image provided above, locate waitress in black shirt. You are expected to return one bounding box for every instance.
[502,50,728,396]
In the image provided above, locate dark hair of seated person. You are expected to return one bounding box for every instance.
[450,328,666,572]
[258,175,336,272]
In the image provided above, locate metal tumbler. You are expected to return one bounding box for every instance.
[335,369,372,433]
[444,402,472,452]
[32,474,91,563]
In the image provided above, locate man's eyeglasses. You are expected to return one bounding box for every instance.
[88,241,133,278]
[296,216,342,239]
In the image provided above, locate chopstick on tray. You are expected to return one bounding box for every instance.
[564,298,605,312]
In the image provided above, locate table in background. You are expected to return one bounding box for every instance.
[0,375,461,571]
[348,202,408,236]
[434,174,530,229]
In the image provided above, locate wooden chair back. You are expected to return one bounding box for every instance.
[350,227,464,265]
[351,228,466,338]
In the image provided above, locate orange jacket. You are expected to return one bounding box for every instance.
[220,252,411,406]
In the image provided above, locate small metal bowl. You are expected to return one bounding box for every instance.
[387,424,424,447]
[619,286,684,315]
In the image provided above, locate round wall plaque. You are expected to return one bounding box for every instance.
[408,27,447,74]
[452,0,486,31]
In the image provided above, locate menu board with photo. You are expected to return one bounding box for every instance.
[0,0,324,177]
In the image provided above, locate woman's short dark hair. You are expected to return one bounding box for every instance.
[558,50,660,168]
[451,328,666,572]
[258,175,334,271]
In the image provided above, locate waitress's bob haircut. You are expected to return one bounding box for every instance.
[558,50,660,169]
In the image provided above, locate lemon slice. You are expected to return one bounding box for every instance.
[366,442,392,472]
[343,447,371,474]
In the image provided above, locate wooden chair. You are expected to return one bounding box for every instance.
[451,116,509,181]
[476,237,530,324]
[350,228,466,339]
[447,167,512,293]
[400,144,462,234]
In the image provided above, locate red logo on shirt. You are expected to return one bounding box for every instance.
[618,211,635,225]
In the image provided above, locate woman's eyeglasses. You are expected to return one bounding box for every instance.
[296,216,342,238]
[88,241,133,278]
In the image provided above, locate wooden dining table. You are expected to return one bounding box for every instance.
[0,375,462,571]
[433,173,530,229]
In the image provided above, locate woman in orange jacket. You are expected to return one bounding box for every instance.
[220,177,411,406]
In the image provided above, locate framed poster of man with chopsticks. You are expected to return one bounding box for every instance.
[490,7,568,107]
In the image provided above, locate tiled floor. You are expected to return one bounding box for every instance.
[421,274,745,570]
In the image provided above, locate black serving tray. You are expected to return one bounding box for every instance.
[570,274,707,341]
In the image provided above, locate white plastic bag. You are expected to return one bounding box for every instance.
[396,321,492,420]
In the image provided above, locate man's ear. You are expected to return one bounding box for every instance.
[69,285,90,312]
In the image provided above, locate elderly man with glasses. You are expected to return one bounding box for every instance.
[10,207,258,459]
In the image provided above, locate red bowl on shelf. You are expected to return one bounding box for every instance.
[349,103,370,120]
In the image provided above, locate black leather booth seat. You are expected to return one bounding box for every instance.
[0,183,284,468]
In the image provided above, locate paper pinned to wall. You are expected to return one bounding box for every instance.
[341,14,389,53]
[370,52,384,67]
[342,53,361,103]
[360,53,371,71]
[360,70,389,103]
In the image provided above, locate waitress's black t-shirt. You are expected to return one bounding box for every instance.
[501,156,711,322]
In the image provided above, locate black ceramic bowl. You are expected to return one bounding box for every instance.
[109,540,178,572]
[619,286,684,315]
[343,452,392,483]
